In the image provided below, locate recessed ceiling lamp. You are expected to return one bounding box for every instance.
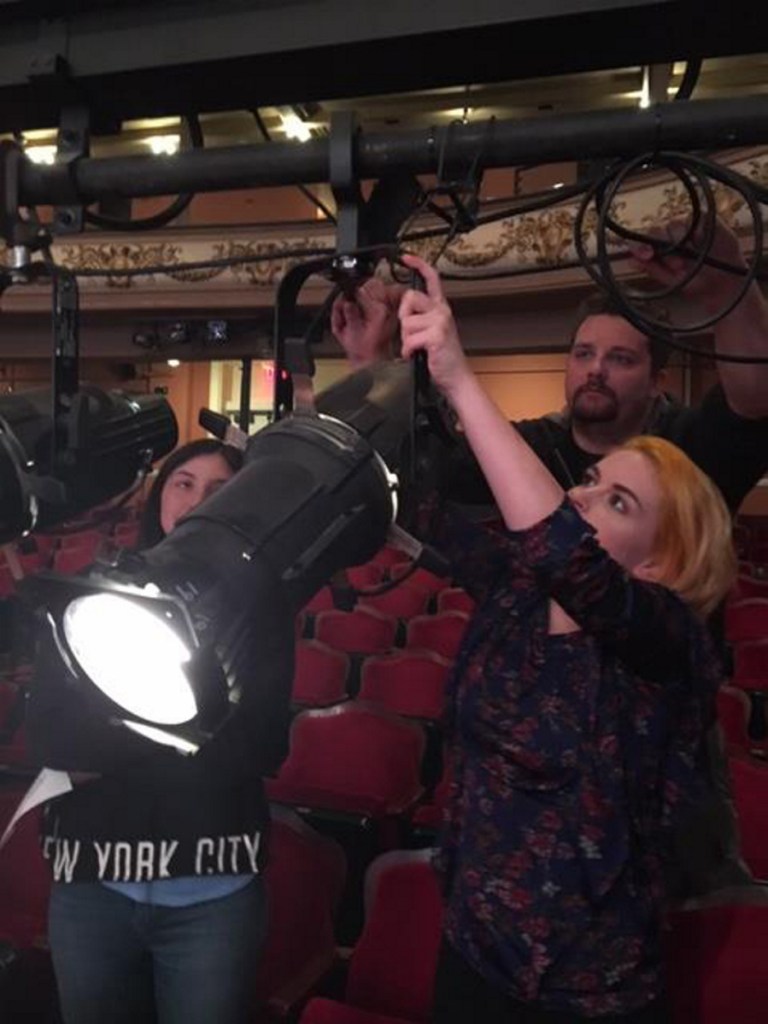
[277,107,314,143]
[24,144,57,165]
[144,134,181,156]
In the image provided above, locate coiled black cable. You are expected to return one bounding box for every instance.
[573,149,768,364]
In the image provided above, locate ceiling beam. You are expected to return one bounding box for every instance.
[0,1,766,131]
[16,94,768,205]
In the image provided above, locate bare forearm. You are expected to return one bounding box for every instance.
[713,282,768,417]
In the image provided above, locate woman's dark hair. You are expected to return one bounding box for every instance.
[137,438,244,549]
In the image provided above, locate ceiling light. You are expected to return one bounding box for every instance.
[24,145,57,165]
[144,134,181,156]
[278,112,312,143]
[444,107,475,120]
[639,66,651,109]
[167,358,181,368]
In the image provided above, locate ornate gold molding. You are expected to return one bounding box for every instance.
[1,150,766,298]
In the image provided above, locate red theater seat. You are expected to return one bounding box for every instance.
[666,904,768,1024]
[436,587,476,616]
[411,754,453,832]
[390,563,448,595]
[300,850,443,1024]
[405,612,468,662]
[359,585,430,623]
[729,755,768,881]
[369,546,407,571]
[292,640,350,708]
[266,702,424,821]
[725,599,768,644]
[732,573,768,601]
[315,608,398,657]
[731,639,768,692]
[0,786,51,949]
[358,651,450,722]
[346,564,385,590]
[254,807,346,1018]
[716,686,752,756]
[304,586,337,616]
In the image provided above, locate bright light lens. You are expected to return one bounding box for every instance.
[63,594,197,725]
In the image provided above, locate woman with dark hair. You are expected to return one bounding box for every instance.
[28,438,291,1024]
[137,437,244,548]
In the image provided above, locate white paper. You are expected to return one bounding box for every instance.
[0,768,73,849]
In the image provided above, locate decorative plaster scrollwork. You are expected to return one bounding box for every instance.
[1,151,765,294]
[58,242,184,288]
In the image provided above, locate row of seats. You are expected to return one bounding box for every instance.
[3,776,768,1024]
[300,851,768,1024]
[292,642,452,721]
[0,515,141,598]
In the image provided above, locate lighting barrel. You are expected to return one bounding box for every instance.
[0,387,178,543]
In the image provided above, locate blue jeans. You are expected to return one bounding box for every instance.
[48,878,267,1024]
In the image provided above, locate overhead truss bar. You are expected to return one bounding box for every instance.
[16,95,768,208]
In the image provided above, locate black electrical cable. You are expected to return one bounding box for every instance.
[573,149,768,364]
[596,153,719,303]
[401,179,593,243]
[674,58,702,102]
[84,114,204,231]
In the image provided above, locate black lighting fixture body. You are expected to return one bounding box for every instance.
[26,359,437,758]
[0,263,178,544]
[0,385,179,544]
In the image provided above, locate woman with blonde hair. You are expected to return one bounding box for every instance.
[398,254,736,1023]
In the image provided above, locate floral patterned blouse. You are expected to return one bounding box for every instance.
[426,499,721,1017]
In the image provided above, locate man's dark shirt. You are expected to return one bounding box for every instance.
[442,384,768,515]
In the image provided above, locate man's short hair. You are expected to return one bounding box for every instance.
[571,291,671,375]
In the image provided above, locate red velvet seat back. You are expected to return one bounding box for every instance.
[266,703,424,818]
[255,808,346,1016]
[729,755,768,880]
[315,608,398,656]
[346,852,443,1023]
[405,612,469,661]
[0,787,51,948]
[666,905,768,1024]
[292,640,350,707]
[359,651,450,721]
[725,599,768,644]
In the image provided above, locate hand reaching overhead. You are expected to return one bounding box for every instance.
[330,276,404,368]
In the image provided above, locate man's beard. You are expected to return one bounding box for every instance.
[571,385,619,424]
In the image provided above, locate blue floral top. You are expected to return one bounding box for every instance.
[426,499,721,1017]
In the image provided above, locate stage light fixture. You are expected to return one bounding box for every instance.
[0,386,178,544]
[25,360,428,760]
[206,319,228,344]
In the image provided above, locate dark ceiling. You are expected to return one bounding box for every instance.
[0,1,766,133]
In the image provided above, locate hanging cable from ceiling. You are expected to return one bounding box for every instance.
[250,108,337,224]
[573,149,768,364]
[83,114,204,231]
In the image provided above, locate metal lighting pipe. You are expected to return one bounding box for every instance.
[17,95,768,206]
